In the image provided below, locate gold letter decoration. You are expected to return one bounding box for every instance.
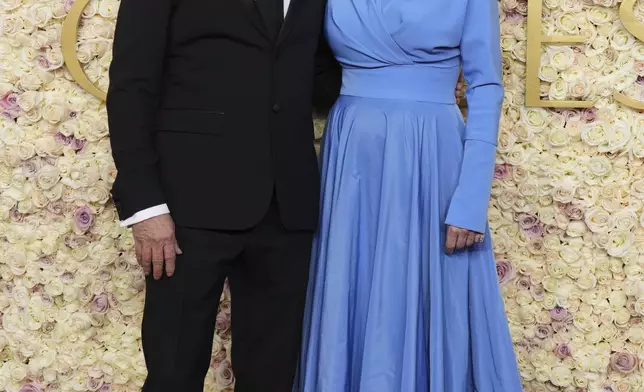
[525,0,592,108]
[61,0,107,101]
[525,0,644,109]
[614,0,644,110]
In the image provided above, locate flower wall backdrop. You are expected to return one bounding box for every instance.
[2,0,644,390]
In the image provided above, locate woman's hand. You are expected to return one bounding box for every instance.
[445,225,483,254]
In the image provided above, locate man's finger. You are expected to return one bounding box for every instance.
[175,241,183,255]
[466,231,476,247]
[163,242,177,277]
[134,241,146,273]
[141,245,152,275]
[445,227,458,254]
[151,245,164,280]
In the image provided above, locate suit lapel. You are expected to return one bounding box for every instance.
[276,0,299,45]
[238,0,304,46]
[238,0,273,41]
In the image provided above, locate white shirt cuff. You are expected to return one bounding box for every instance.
[120,204,170,227]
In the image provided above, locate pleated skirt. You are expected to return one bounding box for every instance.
[295,95,522,392]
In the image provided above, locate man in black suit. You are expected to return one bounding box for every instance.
[106,0,462,389]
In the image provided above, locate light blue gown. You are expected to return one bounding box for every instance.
[295,0,523,389]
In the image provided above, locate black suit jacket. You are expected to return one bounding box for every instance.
[106,0,340,231]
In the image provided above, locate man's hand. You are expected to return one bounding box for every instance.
[455,75,465,104]
[132,214,182,279]
[445,225,484,254]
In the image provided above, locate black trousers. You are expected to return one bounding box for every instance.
[141,196,313,392]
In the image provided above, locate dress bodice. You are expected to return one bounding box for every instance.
[326,0,467,69]
[324,0,503,113]
[323,0,505,233]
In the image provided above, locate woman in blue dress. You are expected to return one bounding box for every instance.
[295,0,523,389]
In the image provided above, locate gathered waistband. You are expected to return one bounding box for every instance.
[340,65,459,104]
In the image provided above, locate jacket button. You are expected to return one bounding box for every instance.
[272,103,280,113]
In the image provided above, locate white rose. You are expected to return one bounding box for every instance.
[568,80,589,99]
[584,207,612,233]
[9,361,28,383]
[547,47,575,71]
[42,100,67,124]
[538,65,558,83]
[0,14,26,36]
[614,208,638,231]
[612,29,636,51]
[20,71,44,91]
[548,127,570,147]
[46,47,64,70]
[26,4,53,27]
[548,79,568,100]
[0,0,22,12]
[98,0,120,18]
[520,107,549,131]
[580,121,608,147]
[607,231,633,257]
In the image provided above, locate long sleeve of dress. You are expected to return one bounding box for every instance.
[444,0,503,234]
[106,0,172,220]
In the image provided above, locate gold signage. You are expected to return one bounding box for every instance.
[61,0,106,101]
[62,0,644,108]
[526,0,644,109]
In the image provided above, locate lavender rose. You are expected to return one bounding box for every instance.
[61,272,74,284]
[515,276,531,290]
[610,352,639,374]
[1,110,19,120]
[494,163,510,180]
[535,324,553,339]
[10,208,24,223]
[552,317,573,333]
[64,0,75,11]
[55,132,72,145]
[22,160,40,177]
[554,344,571,359]
[561,109,581,123]
[522,223,543,239]
[505,12,523,23]
[75,206,94,232]
[36,54,49,68]
[0,91,18,110]
[18,383,43,392]
[98,385,112,392]
[581,108,597,123]
[38,256,55,267]
[91,294,110,314]
[564,203,585,220]
[70,137,86,151]
[47,201,65,216]
[210,349,227,368]
[549,306,569,321]
[496,260,516,285]
[215,311,231,333]
[530,284,545,301]
[215,360,235,389]
[517,213,538,229]
[40,294,54,306]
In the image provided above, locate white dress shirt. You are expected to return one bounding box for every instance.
[120,0,292,227]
